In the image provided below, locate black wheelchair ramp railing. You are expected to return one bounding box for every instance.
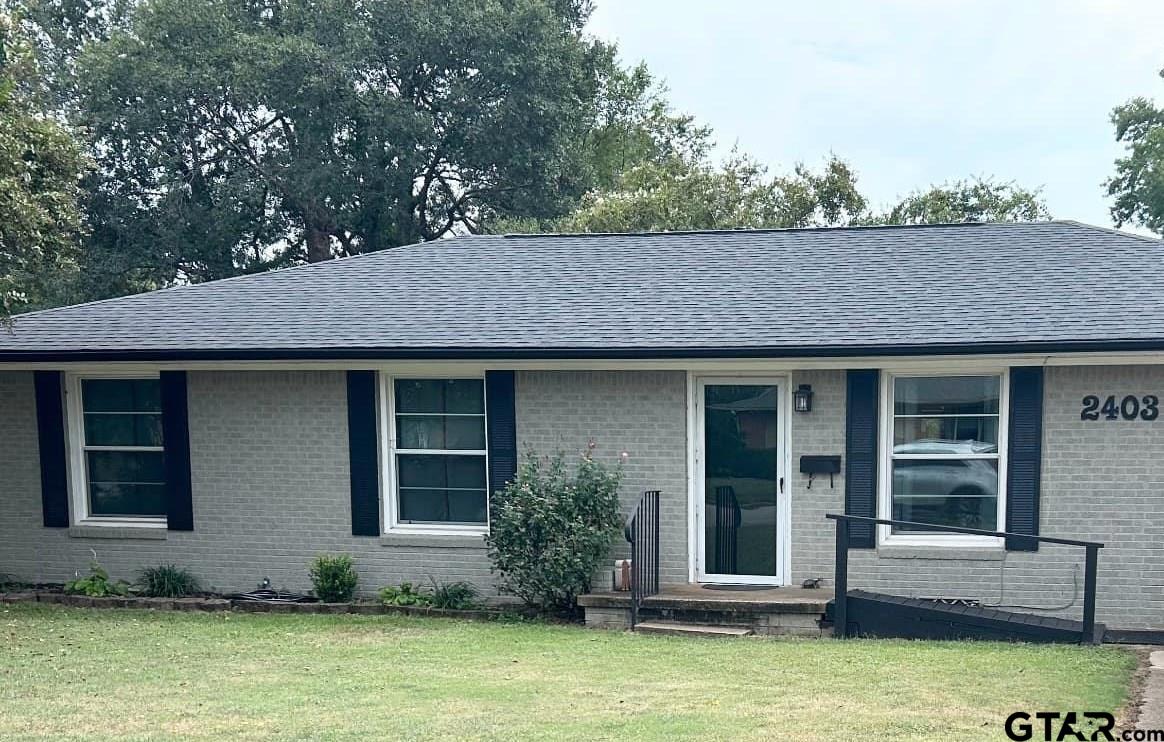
[624,490,661,629]
[827,513,1104,645]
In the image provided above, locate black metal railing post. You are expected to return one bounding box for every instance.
[834,516,849,638]
[625,490,661,630]
[633,526,640,628]
[651,491,660,596]
[1082,544,1099,645]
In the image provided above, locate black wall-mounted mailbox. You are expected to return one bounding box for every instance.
[800,455,842,489]
[800,455,841,475]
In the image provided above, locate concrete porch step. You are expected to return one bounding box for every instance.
[579,586,831,614]
[581,586,830,636]
[634,620,754,638]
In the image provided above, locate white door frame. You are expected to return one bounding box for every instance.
[690,374,792,586]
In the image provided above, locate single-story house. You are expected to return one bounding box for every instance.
[2,220,1163,633]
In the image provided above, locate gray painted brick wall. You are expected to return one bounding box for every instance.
[0,368,690,599]
[0,371,497,597]
[3,365,1164,630]
[788,370,848,586]
[1039,366,1164,628]
[515,370,689,585]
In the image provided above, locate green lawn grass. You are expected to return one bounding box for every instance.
[0,604,1137,741]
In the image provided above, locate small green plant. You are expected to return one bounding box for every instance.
[379,581,433,607]
[308,554,358,602]
[64,555,129,597]
[136,564,201,598]
[428,579,481,610]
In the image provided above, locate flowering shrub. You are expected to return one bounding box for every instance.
[485,444,624,613]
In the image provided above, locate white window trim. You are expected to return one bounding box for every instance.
[65,372,167,529]
[877,369,1009,548]
[379,374,490,536]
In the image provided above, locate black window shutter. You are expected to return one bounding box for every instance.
[485,370,517,499]
[1005,366,1044,551]
[34,371,69,528]
[844,369,880,548]
[160,371,195,531]
[347,370,380,536]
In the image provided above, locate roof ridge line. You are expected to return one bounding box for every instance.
[1053,219,1162,244]
[500,220,1050,239]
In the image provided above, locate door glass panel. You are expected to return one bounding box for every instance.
[703,384,780,577]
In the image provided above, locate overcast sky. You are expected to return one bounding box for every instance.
[587,0,1164,228]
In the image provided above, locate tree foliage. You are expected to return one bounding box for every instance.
[548,152,867,233]
[507,153,1048,235]
[1107,78,1164,235]
[14,0,129,115]
[584,57,711,192]
[25,0,616,299]
[0,12,86,317]
[873,178,1049,226]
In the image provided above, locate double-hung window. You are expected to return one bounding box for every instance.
[68,375,167,524]
[388,378,488,532]
[882,373,1006,544]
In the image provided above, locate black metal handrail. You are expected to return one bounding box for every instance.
[625,490,661,629]
[826,513,1105,645]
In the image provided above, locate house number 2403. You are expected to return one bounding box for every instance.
[1080,394,1159,421]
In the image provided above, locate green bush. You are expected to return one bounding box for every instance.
[485,444,623,614]
[379,581,433,607]
[428,579,481,610]
[136,564,201,598]
[308,554,358,603]
[64,558,129,597]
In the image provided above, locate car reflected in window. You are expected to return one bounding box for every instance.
[891,439,999,531]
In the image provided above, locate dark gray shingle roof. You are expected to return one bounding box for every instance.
[4,220,1163,361]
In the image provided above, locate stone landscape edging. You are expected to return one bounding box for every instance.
[0,591,506,620]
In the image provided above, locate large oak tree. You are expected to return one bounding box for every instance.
[65,0,619,296]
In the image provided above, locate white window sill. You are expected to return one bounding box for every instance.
[380,532,487,549]
[69,524,168,540]
[879,533,1003,547]
[74,517,166,528]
